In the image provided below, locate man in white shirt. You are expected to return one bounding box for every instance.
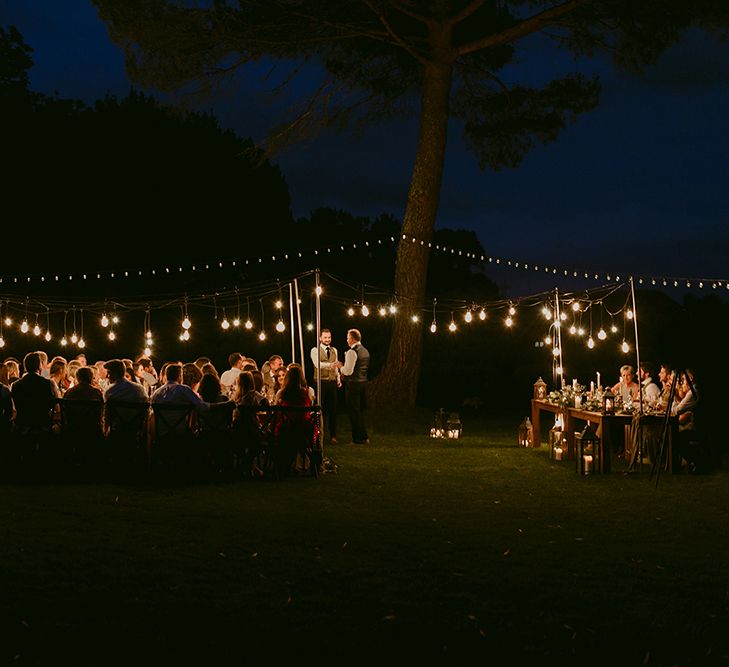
[220,352,245,396]
[638,362,661,404]
[310,328,341,444]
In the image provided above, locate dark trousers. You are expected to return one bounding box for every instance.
[345,381,368,443]
[319,380,338,440]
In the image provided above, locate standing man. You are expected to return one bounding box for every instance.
[310,328,341,444]
[337,328,370,444]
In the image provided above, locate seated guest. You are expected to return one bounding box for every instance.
[671,369,706,472]
[610,365,640,404]
[197,373,228,404]
[233,371,268,408]
[94,360,110,392]
[104,359,149,403]
[200,362,219,379]
[134,357,159,395]
[49,358,71,395]
[182,362,203,393]
[3,359,20,384]
[194,356,212,370]
[64,367,104,402]
[220,352,245,396]
[638,362,661,405]
[10,351,59,434]
[150,363,210,436]
[0,364,14,434]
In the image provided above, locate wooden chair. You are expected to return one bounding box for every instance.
[267,405,322,479]
[105,399,151,477]
[195,401,235,478]
[150,403,196,477]
[58,398,105,474]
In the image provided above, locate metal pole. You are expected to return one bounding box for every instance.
[294,278,305,372]
[554,288,565,389]
[314,270,322,447]
[630,276,642,414]
[288,282,296,363]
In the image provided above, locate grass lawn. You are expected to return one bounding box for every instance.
[1,409,727,666]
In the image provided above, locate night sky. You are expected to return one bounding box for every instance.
[4,1,729,297]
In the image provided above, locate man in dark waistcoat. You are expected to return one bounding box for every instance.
[338,328,370,444]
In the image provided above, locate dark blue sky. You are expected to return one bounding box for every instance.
[4,1,728,296]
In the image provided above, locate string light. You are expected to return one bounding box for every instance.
[389,304,397,315]
[541,306,551,319]
[233,317,240,327]
[430,322,437,333]
[508,305,516,316]
[448,320,457,332]
[33,324,41,336]
[545,336,552,345]
[221,317,230,330]
[621,340,630,353]
[505,316,513,327]
[569,325,577,335]
[478,309,486,320]
[626,309,634,320]
[587,336,595,349]
[610,324,618,334]
[181,330,190,341]
[306,322,314,331]
[597,328,607,340]
[577,327,585,337]
[464,310,473,323]
[44,331,51,342]
[245,319,253,330]
[361,304,369,317]
[112,315,120,325]
[108,331,116,341]
[560,312,567,321]
[4,317,11,326]
[552,347,560,357]
[275,299,283,310]
[315,286,323,296]
[379,307,387,317]
[78,338,86,349]
[276,320,286,332]
[61,336,67,347]
[70,332,78,344]
[20,319,29,334]
[101,314,109,327]
[258,331,266,341]
[572,302,581,312]
[0,337,4,348]
[347,307,355,317]
[411,314,419,323]
[182,316,191,330]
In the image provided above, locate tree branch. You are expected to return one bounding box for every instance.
[387,0,430,24]
[360,0,430,64]
[447,0,488,27]
[456,0,590,57]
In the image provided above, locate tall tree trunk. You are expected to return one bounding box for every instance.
[370,57,453,407]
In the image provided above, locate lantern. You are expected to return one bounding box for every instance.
[533,377,547,400]
[429,408,445,438]
[602,389,615,416]
[549,416,565,460]
[517,417,534,447]
[576,423,601,475]
[446,413,462,439]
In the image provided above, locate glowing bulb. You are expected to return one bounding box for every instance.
[143,346,152,356]
[101,315,109,327]
[146,338,153,347]
[430,322,437,333]
[182,316,191,330]
[233,318,240,327]
[411,314,419,323]
[361,305,369,317]
[182,330,190,341]
[4,317,12,326]
[347,307,355,317]
[552,347,560,357]
[70,332,78,344]
[78,338,86,349]
[112,315,119,324]
[44,331,51,342]
[379,307,387,317]
[465,311,473,323]
[508,306,516,316]
[389,304,397,315]
[505,316,513,327]
[33,324,41,336]
[572,302,580,312]
[478,309,486,321]
[108,331,116,341]
[611,324,619,333]
[448,321,456,332]
[258,331,266,341]
[315,286,323,296]
[221,318,230,330]
[0,337,4,348]
[556,366,563,375]
[541,307,551,319]
[245,319,253,330]
[621,340,630,353]
[545,336,552,345]
[276,320,285,332]
[306,323,314,331]
[598,328,607,340]
[146,330,152,339]
[577,327,585,337]
[560,312,567,321]
[569,325,577,335]
[179,333,185,341]
[275,300,283,309]
[587,337,595,349]
[61,336,67,346]
[20,320,29,333]
[626,309,634,320]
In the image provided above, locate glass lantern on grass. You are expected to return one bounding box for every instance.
[446,413,462,439]
[517,417,534,447]
[549,415,566,460]
[576,423,601,475]
[429,408,446,438]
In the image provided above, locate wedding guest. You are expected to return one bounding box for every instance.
[610,365,640,404]
[64,366,104,402]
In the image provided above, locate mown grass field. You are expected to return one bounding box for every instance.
[1,409,727,666]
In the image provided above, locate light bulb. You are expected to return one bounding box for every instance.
[143,346,152,356]
[597,328,607,340]
[621,340,630,353]
[233,318,240,327]
[411,314,419,323]
[146,338,153,347]
[146,330,152,339]
[44,331,51,342]
[258,331,266,341]
[275,300,283,309]
[611,324,618,333]
[61,336,68,346]
[379,307,387,317]
[430,322,437,333]
[112,315,120,324]
[587,337,595,349]
[33,324,41,336]
[78,338,86,349]
[347,307,355,317]
[577,327,585,337]
[541,307,551,319]
[179,333,185,341]
[182,330,190,341]
[361,305,369,317]
[465,311,473,323]
[556,366,563,375]
[389,304,397,315]
[0,337,4,348]
[70,332,78,344]
[626,309,634,319]
[4,317,12,326]
[545,336,552,345]
[569,325,577,335]
[448,321,456,332]
[478,309,486,321]
[221,318,230,330]
[101,315,109,327]
[560,312,567,321]
[552,347,560,357]
[276,320,285,332]
[505,316,513,327]
[20,320,29,333]
[108,331,116,341]
[306,323,314,331]
[245,319,253,330]
[315,286,323,296]
[572,302,580,312]
[508,306,516,316]
[182,316,191,330]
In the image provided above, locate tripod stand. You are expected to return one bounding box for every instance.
[649,373,679,486]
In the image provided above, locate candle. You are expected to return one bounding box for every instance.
[590,381,595,396]
[554,446,563,461]
[572,378,578,390]
[596,371,601,389]
[583,454,593,473]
